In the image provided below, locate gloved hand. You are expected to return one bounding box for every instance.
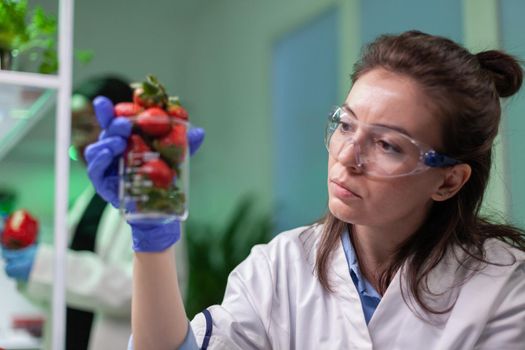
[85,96,205,252]
[1,244,37,282]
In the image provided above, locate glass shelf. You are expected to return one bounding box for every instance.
[0,83,51,349]
[0,1,73,349]
[0,84,55,161]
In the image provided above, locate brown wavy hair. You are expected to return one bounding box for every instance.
[315,30,525,314]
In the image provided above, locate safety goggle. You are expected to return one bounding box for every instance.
[324,106,461,178]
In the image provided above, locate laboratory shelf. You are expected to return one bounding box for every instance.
[0,0,74,348]
[0,85,55,161]
[0,70,60,89]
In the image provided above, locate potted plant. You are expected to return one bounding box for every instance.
[0,0,92,73]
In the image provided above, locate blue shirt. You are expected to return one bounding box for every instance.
[341,229,382,324]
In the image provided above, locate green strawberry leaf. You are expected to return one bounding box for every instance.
[142,80,159,95]
[147,75,159,85]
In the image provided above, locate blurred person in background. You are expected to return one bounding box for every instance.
[1,76,189,350]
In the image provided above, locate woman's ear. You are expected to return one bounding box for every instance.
[431,163,472,201]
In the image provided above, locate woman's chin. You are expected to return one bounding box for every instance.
[328,198,363,224]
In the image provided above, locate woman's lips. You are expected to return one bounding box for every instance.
[330,180,361,199]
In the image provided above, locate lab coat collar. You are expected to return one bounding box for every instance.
[305,224,415,347]
[326,225,375,347]
[341,227,382,300]
[301,224,374,347]
[325,223,408,346]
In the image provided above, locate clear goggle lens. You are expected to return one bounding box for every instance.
[324,107,459,177]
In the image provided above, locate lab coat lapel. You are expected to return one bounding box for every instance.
[322,229,422,349]
[367,254,458,349]
[328,234,374,349]
[366,269,410,349]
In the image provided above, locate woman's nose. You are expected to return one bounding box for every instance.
[337,140,364,172]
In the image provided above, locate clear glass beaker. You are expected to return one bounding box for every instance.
[119,117,189,223]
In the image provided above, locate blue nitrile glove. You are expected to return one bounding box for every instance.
[84,97,132,208]
[1,244,37,282]
[85,96,205,252]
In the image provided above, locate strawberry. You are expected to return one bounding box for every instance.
[138,159,174,189]
[167,104,188,121]
[133,87,161,108]
[128,134,151,153]
[132,75,168,108]
[1,209,39,249]
[132,88,144,106]
[153,123,187,165]
[125,134,152,168]
[136,107,172,136]
[114,102,143,117]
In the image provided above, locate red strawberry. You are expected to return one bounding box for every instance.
[167,104,188,121]
[132,76,168,108]
[138,159,173,189]
[114,102,143,117]
[133,87,159,108]
[128,134,151,153]
[153,124,187,164]
[1,209,39,249]
[125,135,152,167]
[136,108,171,136]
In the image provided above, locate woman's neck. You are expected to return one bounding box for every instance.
[350,208,429,291]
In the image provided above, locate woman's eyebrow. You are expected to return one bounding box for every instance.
[341,103,413,138]
[342,103,357,118]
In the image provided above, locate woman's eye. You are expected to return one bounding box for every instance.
[376,139,401,153]
[339,122,353,133]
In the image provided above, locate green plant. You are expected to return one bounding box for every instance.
[184,195,274,318]
[0,0,92,73]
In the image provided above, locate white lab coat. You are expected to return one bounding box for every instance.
[24,187,188,350]
[190,224,525,349]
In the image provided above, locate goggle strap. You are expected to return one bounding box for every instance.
[423,150,461,168]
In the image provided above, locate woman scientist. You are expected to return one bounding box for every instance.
[85,30,525,349]
[1,76,199,350]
